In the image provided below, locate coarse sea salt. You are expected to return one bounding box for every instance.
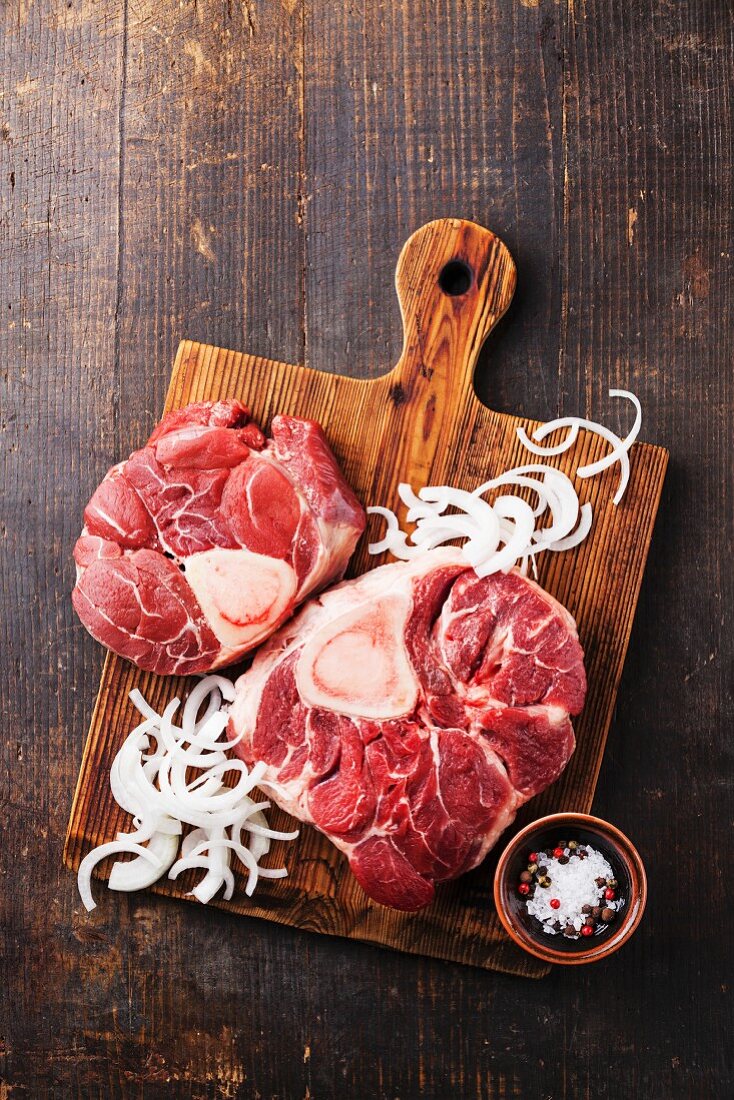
[526,845,619,936]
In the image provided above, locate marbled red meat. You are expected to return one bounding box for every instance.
[72,401,365,675]
[228,549,586,911]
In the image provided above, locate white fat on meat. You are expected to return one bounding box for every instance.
[295,593,418,719]
[184,547,297,651]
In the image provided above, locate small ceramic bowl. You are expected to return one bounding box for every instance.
[494,812,647,966]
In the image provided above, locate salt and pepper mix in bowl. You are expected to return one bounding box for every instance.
[494,813,647,966]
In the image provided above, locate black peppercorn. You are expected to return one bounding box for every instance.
[558,855,569,865]
[591,906,602,919]
[563,924,576,937]
[595,876,607,887]
[601,907,615,922]
[585,916,595,927]
[581,904,592,914]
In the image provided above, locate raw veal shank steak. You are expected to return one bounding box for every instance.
[72,400,365,675]
[229,548,587,911]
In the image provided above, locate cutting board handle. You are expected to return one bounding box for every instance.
[374,219,516,490]
[392,219,516,398]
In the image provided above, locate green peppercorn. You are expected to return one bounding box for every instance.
[527,863,538,874]
[538,875,551,888]
[607,878,618,889]
[567,840,578,850]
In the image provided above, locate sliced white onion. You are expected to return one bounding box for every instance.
[515,389,641,506]
[515,421,579,457]
[549,502,594,551]
[368,390,641,577]
[108,828,180,892]
[366,506,417,559]
[78,840,163,912]
[77,677,298,911]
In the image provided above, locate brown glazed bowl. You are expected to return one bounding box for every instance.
[494,813,647,966]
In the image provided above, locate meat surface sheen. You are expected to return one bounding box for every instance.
[229,548,587,911]
[72,401,365,674]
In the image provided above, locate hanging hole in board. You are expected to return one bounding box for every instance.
[438,259,473,297]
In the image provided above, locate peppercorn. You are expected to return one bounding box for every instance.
[545,848,554,857]
[581,904,592,914]
[585,916,595,927]
[537,865,547,875]
[558,855,569,865]
[528,851,539,863]
[581,924,594,937]
[557,840,567,849]
[527,863,539,874]
[553,920,562,932]
[607,878,618,888]
[550,898,561,910]
[538,876,551,888]
[567,840,578,850]
[563,924,576,937]
[591,906,602,919]
[552,847,564,858]
[578,849,587,859]
[595,877,607,887]
[518,882,530,896]
[601,907,615,922]
[604,887,616,901]
[519,870,532,884]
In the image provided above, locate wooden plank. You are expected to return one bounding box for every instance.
[0,0,128,1094]
[64,218,667,979]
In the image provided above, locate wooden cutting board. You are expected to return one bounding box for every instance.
[64,218,668,978]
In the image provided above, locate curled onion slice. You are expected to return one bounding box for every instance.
[516,421,580,457]
[108,828,180,892]
[78,840,163,912]
[366,506,417,559]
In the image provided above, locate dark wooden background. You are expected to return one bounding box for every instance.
[1,1,731,1097]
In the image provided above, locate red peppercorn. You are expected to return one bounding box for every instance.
[517,882,531,896]
[604,887,616,901]
[549,898,561,910]
[529,852,538,863]
[581,924,594,937]
[553,847,564,858]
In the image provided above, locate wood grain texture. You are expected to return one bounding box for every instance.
[2,1,732,1096]
[64,218,668,981]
